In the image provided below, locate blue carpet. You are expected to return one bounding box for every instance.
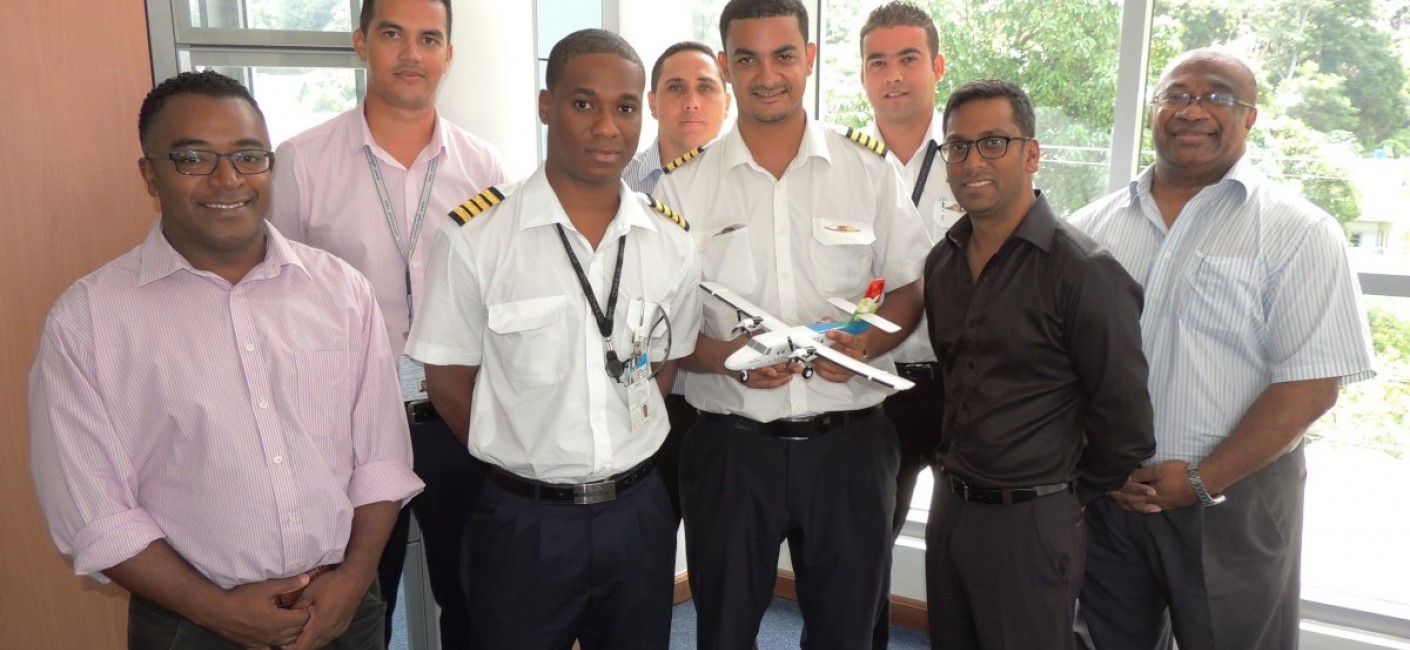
[671,597,931,649]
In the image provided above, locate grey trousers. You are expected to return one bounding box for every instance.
[128,579,385,650]
[1080,444,1306,650]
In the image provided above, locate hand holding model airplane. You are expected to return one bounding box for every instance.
[699,279,916,391]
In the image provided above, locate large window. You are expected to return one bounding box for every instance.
[810,0,1410,637]
[149,0,364,147]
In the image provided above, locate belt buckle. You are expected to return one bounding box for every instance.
[574,480,616,505]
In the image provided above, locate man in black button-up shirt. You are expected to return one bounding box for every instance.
[921,79,1156,649]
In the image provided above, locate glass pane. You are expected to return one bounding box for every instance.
[188,0,353,32]
[820,0,1121,218]
[1302,294,1410,621]
[198,65,362,147]
[536,0,602,59]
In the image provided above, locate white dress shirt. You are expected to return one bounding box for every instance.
[406,168,702,483]
[864,108,960,363]
[1070,157,1376,463]
[655,117,931,422]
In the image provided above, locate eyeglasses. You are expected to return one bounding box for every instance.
[1153,91,1255,111]
[147,149,275,176]
[938,135,1031,164]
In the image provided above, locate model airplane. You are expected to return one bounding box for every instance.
[700,279,916,391]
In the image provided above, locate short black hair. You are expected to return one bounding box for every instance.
[545,28,644,92]
[359,0,453,41]
[650,41,722,92]
[860,1,939,59]
[943,79,1036,138]
[138,70,264,148]
[719,0,809,50]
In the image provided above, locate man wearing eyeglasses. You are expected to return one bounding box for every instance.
[267,0,505,644]
[856,4,958,645]
[28,70,423,650]
[921,79,1155,649]
[1070,50,1375,650]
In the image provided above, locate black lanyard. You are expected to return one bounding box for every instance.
[910,140,939,208]
[908,140,941,207]
[554,224,628,378]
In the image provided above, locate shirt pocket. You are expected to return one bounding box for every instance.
[1185,255,1263,336]
[296,350,352,438]
[487,295,570,386]
[809,218,876,296]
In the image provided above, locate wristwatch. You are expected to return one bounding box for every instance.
[1187,464,1226,508]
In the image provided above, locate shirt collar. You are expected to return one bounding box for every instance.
[1128,154,1257,209]
[517,166,659,237]
[138,219,309,286]
[944,190,1055,253]
[351,104,448,169]
[864,107,944,163]
[719,114,831,173]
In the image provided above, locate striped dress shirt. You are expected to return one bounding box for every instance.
[1070,157,1376,463]
[29,222,424,589]
[623,138,664,194]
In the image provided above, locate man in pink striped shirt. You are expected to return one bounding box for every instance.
[28,70,423,650]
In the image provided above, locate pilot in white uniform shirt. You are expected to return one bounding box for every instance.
[654,118,930,423]
[406,167,702,483]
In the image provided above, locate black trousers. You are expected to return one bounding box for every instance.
[378,413,486,649]
[681,409,899,650]
[658,393,697,519]
[926,474,1086,650]
[1080,445,1306,650]
[874,375,943,648]
[462,468,677,649]
[129,580,384,650]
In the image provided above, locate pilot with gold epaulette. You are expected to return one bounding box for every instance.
[405,29,700,649]
[649,0,931,646]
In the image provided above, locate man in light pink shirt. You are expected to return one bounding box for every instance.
[29,70,422,650]
[267,1,504,642]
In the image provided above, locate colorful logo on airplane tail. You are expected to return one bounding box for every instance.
[851,278,886,321]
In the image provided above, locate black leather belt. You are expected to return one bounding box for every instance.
[488,458,655,505]
[406,398,441,425]
[948,474,1073,505]
[894,362,937,381]
[700,404,883,441]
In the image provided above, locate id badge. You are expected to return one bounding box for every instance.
[625,352,652,433]
[399,355,428,401]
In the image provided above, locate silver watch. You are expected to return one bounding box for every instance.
[1187,464,1226,508]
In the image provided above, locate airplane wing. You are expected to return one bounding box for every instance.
[811,345,916,391]
[857,313,901,334]
[700,282,789,332]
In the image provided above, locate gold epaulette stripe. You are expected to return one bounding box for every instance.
[664,145,706,173]
[449,186,506,225]
[646,195,689,231]
[845,127,888,157]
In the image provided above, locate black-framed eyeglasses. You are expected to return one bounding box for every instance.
[938,136,1031,164]
[146,149,275,176]
[1153,91,1255,111]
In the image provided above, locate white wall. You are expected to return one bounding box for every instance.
[438,0,541,181]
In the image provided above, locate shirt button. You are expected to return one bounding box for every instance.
[258,400,269,409]
[245,342,255,351]
[273,455,283,464]
[1163,252,1172,260]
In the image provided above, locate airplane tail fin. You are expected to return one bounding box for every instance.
[850,278,886,321]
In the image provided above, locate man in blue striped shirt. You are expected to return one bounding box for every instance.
[1071,49,1376,650]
